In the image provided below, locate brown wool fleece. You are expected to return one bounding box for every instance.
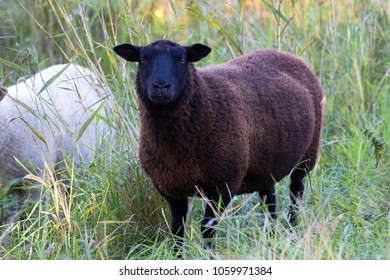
[137,49,324,200]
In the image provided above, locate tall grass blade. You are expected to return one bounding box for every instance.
[261,0,289,23]
[76,101,106,142]
[37,63,71,96]
[186,7,243,55]
[9,117,47,143]
[298,37,315,57]
[0,57,30,75]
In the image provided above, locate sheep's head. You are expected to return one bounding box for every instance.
[113,40,211,106]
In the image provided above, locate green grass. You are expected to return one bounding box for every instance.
[0,0,389,259]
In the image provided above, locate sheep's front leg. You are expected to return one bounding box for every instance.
[166,196,188,247]
[259,186,277,219]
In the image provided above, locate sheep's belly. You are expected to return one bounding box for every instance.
[154,171,200,200]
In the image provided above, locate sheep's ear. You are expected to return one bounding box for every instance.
[113,44,142,62]
[185,43,212,62]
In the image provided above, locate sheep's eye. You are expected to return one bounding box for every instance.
[179,57,186,64]
[139,56,146,63]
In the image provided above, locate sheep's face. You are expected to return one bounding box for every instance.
[113,40,211,106]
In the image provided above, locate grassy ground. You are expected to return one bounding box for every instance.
[0,0,389,259]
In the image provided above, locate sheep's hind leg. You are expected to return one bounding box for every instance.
[288,165,306,224]
[259,186,277,219]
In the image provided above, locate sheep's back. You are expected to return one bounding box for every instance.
[0,64,106,186]
[198,50,319,192]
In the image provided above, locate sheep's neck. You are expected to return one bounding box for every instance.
[139,70,211,157]
[141,96,208,150]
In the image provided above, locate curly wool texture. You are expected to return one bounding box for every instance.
[137,49,324,200]
[0,64,106,190]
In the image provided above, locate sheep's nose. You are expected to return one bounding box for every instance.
[152,82,171,92]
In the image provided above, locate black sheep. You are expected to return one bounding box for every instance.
[114,40,325,247]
